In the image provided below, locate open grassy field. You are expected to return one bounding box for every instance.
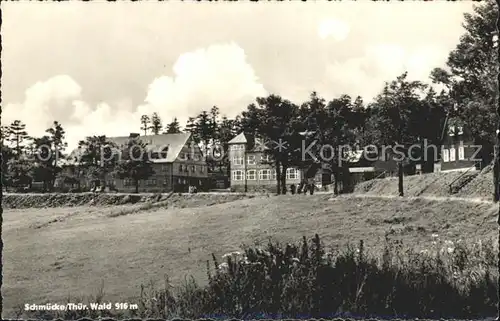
[3,191,498,318]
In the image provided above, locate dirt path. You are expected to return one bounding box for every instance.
[332,193,494,204]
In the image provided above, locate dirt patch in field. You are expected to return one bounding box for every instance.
[106,193,259,217]
[354,170,487,199]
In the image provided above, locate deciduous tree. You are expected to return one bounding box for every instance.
[77,135,118,189]
[114,138,155,193]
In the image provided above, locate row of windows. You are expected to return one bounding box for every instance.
[178,152,203,161]
[442,146,465,162]
[177,178,203,185]
[178,164,205,173]
[232,168,300,181]
[230,144,245,151]
[123,178,202,186]
[232,154,270,165]
[123,178,165,186]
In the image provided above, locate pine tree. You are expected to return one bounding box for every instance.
[149,112,163,135]
[140,115,151,136]
[185,117,198,143]
[6,120,30,157]
[165,118,181,134]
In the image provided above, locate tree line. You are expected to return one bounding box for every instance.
[1,120,156,193]
[1,1,496,195]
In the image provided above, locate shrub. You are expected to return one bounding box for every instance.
[20,235,498,320]
[162,235,497,319]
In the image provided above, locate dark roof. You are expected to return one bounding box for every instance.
[67,132,192,164]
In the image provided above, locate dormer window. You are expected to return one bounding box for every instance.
[159,146,169,159]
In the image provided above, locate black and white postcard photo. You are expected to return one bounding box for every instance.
[1,1,499,320]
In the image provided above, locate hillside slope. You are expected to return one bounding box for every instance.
[354,167,493,200]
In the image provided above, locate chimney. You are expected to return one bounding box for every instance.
[129,133,140,138]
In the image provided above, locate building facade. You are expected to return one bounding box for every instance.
[65,132,209,193]
[228,133,301,192]
[439,125,479,172]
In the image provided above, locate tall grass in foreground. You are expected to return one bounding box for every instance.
[21,235,497,320]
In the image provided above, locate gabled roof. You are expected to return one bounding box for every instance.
[110,132,191,162]
[66,132,192,165]
[228,132,248,144]
[228,132,270,152]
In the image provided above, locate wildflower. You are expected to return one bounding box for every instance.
[218,262,229,270]
[291,257,300,263]
[321,253,332,260]
[444,240,454,246]
[447,247,454,254]
[419,249,429,255]
[222,251,242,259]
[240,256,250,265]
[431,233,439,238]
[432,241,437,245]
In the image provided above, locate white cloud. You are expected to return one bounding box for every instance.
[318,18,350,41]
[2,43,267,152]
[324,43,449,101]
[3,74,83,139]
[140,42,267,126]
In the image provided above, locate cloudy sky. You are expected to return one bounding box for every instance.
[2,1,475,151]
